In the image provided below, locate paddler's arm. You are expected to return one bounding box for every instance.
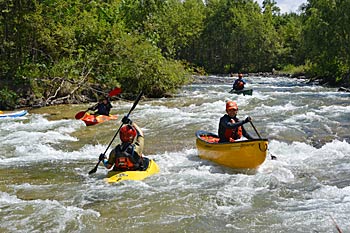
[102,149,115,169]
[132,122,144,157]
[220,116,245,129]
[132,122,144,137]
[88,103,98,111]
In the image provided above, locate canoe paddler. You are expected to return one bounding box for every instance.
[232,73,246,91]
[99,116,145,171]
[218,101,254,143]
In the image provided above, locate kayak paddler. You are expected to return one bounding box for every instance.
[99,116,145,171]
[88,96,112,116]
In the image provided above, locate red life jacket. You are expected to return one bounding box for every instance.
[114,144,142,170]
[224,119,243,142]
[236,81,244,90]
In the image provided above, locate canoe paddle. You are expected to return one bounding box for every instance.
[250,121,277,160]
[75,87,122,120]
[88,91,143,175]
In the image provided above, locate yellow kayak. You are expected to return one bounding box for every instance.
[196,130,268,169]
[104,158,159,183]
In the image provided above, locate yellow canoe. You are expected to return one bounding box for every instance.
[104,158,159,183]
[195,130,268,169]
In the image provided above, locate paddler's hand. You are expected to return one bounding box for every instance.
[99,153,106,161]
[121,116,132,125]
[244,116,251,123]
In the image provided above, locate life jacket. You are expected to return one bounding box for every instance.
[224,118,243,142]
[114,143,142,170]
[235,81,244,90]
[96,103,110,116]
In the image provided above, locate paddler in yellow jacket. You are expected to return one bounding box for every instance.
[218,101,254,143]
[99,116,145,171]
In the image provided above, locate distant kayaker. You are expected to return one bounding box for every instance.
[89,97,112,116]
[232,73,246,90]
[218,101,254,143]
[99,117,145,171]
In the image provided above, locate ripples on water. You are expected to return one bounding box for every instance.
[0,76,349,232]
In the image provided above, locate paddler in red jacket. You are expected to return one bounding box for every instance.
[218,101,254,143]
[232,73,246,90]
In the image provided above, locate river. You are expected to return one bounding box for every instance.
[1,75,349,233]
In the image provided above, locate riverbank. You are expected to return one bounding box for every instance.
[3,72,349,111]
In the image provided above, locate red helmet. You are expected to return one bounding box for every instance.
[226,101,238,110]
[120,125,137,142]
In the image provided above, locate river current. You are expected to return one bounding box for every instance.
[1,75,349,232]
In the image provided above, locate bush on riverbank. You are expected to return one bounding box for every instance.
[0,1,190,110]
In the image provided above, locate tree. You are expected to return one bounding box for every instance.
[302,0,350,85]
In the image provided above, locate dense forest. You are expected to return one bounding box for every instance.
[1,0,349,109]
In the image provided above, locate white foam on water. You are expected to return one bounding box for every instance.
[0,191,100,232]
[254,102,301,114]
[317,105,350,114]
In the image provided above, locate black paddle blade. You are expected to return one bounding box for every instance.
[88,167,97,175]
[88,160,101,175]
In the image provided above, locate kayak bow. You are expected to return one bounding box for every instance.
[0,110,28,118]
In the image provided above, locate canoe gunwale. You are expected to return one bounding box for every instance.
[195,130,268,144]
[229,88,253,96]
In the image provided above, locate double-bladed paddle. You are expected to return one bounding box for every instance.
[75,87,122,120]
[88,91,143,175]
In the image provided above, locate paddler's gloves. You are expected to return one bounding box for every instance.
[99,153,106,161]
[244,116,251,123]
[122,116,132,125]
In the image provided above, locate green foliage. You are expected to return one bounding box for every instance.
[275,13,305,68]
[0,87,18,110]
[1,0,350,108]
[302,0,350,85]
[195,0,281,73]
[281,64,306,74]
[0,0,189,103]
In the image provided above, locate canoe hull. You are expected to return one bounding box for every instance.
[196,130,268,169]
[105,159,159,183]
[81,113,118,126]
[229,89,253,96]
[0,110,28,118]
